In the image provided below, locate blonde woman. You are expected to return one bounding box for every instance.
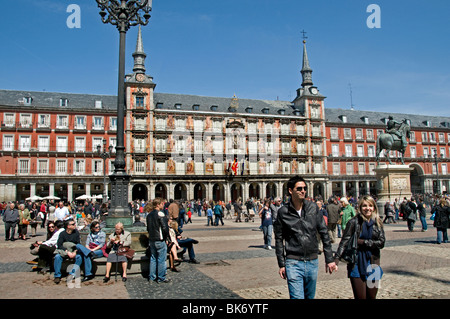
[103,222,132,282]
[334,195,385,299]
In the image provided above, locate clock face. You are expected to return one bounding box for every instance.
[310,87,318,95]
[136,74,145,82]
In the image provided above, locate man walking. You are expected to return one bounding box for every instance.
[326,196,340,243]
[274,175,337,299]
[3,202,19,241]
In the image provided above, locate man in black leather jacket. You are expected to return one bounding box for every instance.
[146,198,171,283]
[274,175,337,299]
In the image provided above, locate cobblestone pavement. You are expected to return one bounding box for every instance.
[0,213,449,300]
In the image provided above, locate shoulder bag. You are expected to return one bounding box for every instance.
[340,231,358,264]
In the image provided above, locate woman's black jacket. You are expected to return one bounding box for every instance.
[334,214,385,266]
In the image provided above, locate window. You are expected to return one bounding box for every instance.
[423,147,429,158]
[92,160,103,175]
[355,129,363,140]
[95,100,102,109]
[193,119,203,132]
[38,136,49,152]
[331,144,339,157]
[3,135,14,151]
[310,107,319,118]
[357,145,364,157]
[56,136,67,152]
[422,132,428,142]
[155,139,167,153]
[442,164,447,175]
[74,160,85,175]
[155,118,166,131]
[346,163,353,175]
[410,131,416,142]
[333,163,340,175]
[38,114,50,128]
[430,132,436,143]
[366,129,374,141]
[19,159,29,174]
[75,116,86,129]
[330,127,339,140]
[109,117,117,131]
[344,128,352,140]
[345,145,353,157]
[358,163,365,175]
[56,115,68,129]
[75,137,85,152]
[38,160,48,174]
[440,148,446,158]
[93,116,104,130]
[439,133,445,143]
[135,138,146,153]
[135,161,146,174]
[368,145,375,157]
[19,136,31,151]
[92,137,103,152]
[109,138,116,153]
[410,146,416,158]
[19,114,32,128]
[4,113,15,127]
[248,122,257,134]
[23,97,33,105]
[56,160,67,175]
[60,98,68,107]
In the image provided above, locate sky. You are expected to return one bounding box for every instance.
[1,0,449,116]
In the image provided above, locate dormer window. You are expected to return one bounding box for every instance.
[261,108,269,114]
[156,102,163,109]
[210,105,218,111]
[361,116,369,124]
[278,109,286,115]
[136,97,145,108]
[423,120,431,127]
[24,97,33,105]
[95,100,103,109]
[60,98,68,107]
[245,107,253,113]
[293,110,301,116]
[192,104,200,111]
[174,103,182,109]
[340,115,347,123]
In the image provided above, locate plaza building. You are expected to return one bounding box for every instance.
[0,29,449,203]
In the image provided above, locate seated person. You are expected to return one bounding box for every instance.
[30,220,64,274]
[53,220,82,284]
[103,222,132,283]
[85,221,107,259]
[175,227,200,264]
[168,221,182,272]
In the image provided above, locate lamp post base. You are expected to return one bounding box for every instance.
[107,172,131,224]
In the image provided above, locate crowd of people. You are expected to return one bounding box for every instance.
[1,186,449,297]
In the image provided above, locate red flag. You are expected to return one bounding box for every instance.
[231,159,238,175]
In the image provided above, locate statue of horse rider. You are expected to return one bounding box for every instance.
[386,116,407,148]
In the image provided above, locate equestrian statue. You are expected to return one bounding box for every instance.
[376,116,410,165]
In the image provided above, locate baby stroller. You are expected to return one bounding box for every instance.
[243,210,255,222]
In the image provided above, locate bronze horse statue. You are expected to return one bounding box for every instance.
[376,119,410,165]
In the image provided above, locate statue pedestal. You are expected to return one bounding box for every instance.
[374,164,413,213]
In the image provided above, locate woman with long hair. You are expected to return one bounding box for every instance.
[334,195,385,299]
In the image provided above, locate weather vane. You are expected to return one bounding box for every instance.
[301,29,308,43]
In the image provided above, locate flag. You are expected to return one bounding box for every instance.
[241,160,245,175]
[231,158,238,175]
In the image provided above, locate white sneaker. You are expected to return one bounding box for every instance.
[267,246,272,250]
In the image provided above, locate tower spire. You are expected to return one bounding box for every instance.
[132,25,146,74]
[301,38,313,88]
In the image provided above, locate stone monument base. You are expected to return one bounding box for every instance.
[374,164,413,214]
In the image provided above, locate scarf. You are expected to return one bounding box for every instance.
[357,219,374,281]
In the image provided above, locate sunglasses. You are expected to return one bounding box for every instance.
[295,186,308,192]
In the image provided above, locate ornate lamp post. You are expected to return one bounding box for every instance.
[97,138,113,204]
[95,0,152,227]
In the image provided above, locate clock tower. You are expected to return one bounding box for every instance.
[292,36,328,193]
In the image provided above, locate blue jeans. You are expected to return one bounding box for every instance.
[285,258,319,299]
[149,241,167,282]
[419,216,427,231]
[262,224,273,247]
[437,228,448,244]
[54,253,82,278]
